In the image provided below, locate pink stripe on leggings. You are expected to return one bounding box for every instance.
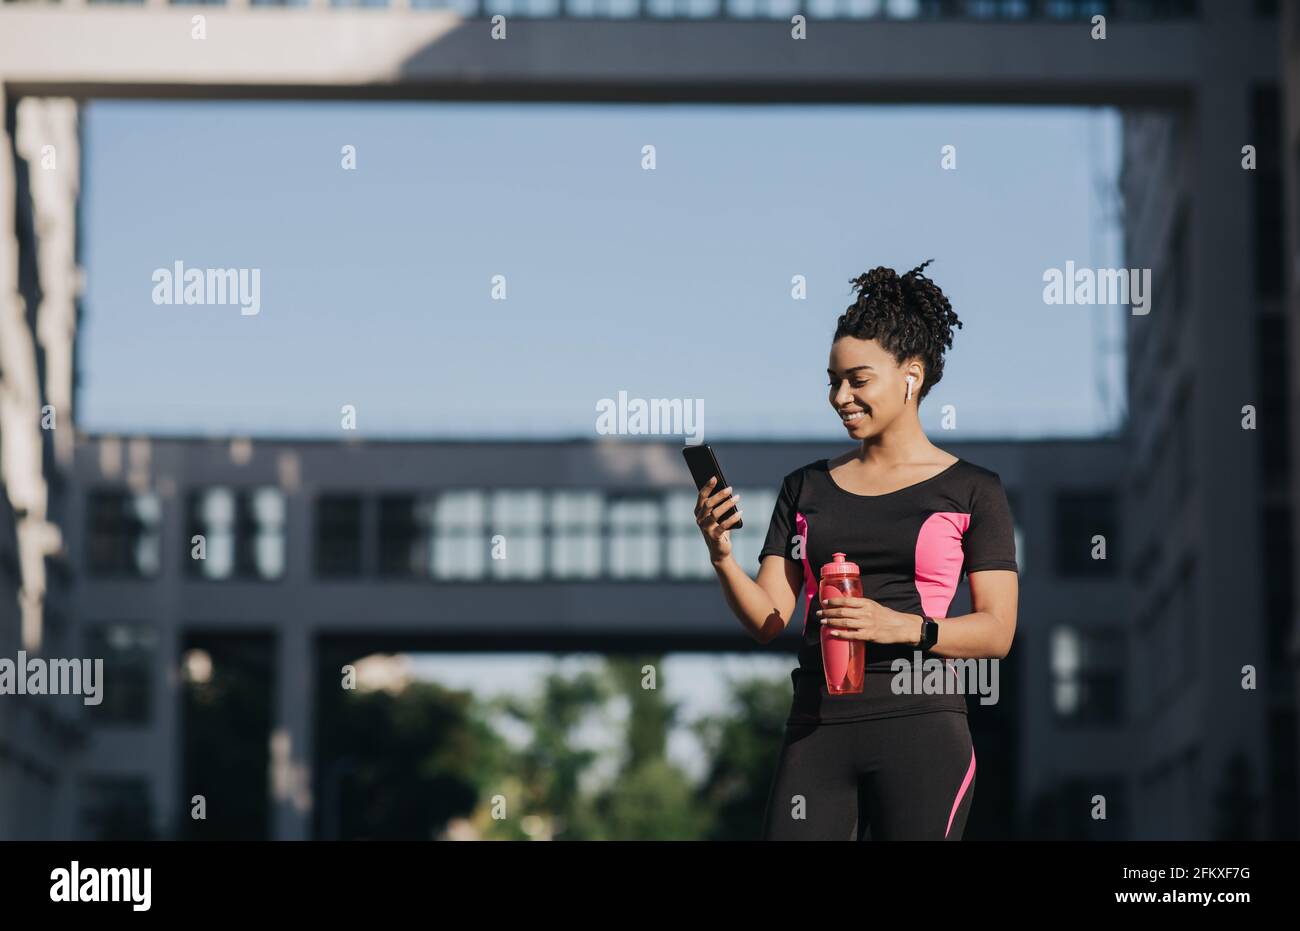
[945,746,976,838]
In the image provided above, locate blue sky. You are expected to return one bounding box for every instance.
[80,100,1126,441]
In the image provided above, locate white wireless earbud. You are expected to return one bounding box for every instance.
[905,375,915,401]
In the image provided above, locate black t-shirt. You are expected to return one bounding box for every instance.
[758,456,1018,725]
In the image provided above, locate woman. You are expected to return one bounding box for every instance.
[695,260,1019,840]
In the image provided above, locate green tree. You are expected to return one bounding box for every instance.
[582,656,712,840]
[691,674,791,840]
[482,663,611,840]
[318,676,506,840]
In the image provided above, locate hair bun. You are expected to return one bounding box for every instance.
[835,259,962,404]
[849,266,903,304]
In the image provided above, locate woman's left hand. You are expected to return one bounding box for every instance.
[817,597,918,645]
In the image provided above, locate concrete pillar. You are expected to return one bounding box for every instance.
[272,625,315,840]
[0,82,65,839]
[13,96,80,473]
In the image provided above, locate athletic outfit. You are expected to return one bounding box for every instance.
[757,456,1018,840]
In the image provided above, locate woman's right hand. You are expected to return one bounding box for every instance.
[695,476,742,564]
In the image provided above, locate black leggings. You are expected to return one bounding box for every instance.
[761,710,976,841]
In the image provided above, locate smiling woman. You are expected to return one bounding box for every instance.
[697,259,1019,841]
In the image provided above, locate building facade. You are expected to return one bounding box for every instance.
[1118,3,1294,838]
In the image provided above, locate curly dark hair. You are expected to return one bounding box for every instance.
[833,259,962,404]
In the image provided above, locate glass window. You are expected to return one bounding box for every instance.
[188,487,285,580]
[489,490,546,579]
[1052,625,1124,726]
[378,494,434,578]
[82,623,158,726]
[549,491,603,579]
[188,487,235,579]
[1051,626,1081,715]
[1044,0,1111,19]
[409,0,482,11]
[884,0,921,18]
[245,488,286,580]
[646,0,721,16]
[315,494,363,578]
[664,489,714,579]
[1054,490,1118,576]
[86,489,161,578]
[1121,0,1195,16]
[434,490,486,579]
[966,0,1032,18]
[608,497,661,578]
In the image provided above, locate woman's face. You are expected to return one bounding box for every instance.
[827,337,917,437]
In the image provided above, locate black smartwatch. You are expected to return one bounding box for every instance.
[917,615,938,650]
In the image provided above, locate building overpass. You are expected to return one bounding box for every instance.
[0,2,1257,105]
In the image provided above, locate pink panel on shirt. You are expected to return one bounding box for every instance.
[795,511,815,635]
[914,511,972,618]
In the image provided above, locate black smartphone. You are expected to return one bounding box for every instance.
[682,444,742,530]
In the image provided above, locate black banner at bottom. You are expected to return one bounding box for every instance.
[0,840,1281,916]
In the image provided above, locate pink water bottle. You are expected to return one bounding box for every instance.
[818,552,866,695]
